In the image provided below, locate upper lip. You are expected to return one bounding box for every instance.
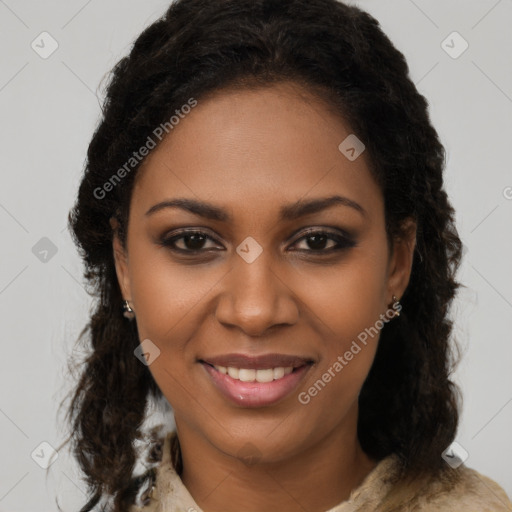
[200,353,314,370]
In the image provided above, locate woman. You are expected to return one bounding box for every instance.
[62,0,512,510]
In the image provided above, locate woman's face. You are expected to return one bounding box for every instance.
[112,82,416,464]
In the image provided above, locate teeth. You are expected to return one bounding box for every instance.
[227,367,239,379]
[273,367,284,379]
[239,369,256,382]
[215,365,294,382]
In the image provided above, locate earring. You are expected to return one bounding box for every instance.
[391,295,401,318]
[122,299,135,320]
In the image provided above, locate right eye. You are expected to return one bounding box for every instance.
[160,230,224,253]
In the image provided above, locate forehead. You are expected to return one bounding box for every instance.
[131,82,382,224]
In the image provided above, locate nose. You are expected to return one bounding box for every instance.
[214,249,299,337]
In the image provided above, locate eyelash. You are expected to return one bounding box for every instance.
[159,228,356,256]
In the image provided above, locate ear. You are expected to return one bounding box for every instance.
[385,217,417,302]
[110,216,132,301]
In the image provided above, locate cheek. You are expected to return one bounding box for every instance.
[127,240,224,348]
[294,250,387,402]
[298,251,388,345]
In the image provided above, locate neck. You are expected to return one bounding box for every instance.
[176,409,378,512]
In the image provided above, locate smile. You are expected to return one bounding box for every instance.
[213,365,293,382]
[200,360,313,408]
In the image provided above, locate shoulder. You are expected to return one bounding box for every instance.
[404,464,512,511]
[350,454,512,512]
[428,466,512,511]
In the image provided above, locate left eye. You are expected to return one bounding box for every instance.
[290,230,355,252]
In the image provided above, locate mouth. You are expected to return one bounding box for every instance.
[198,354,314,408]
[200,361,306,382]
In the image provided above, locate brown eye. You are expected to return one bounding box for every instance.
[297,233,335,251]
[160,230,222,253]
[290,230,356,253]
[177,233,208,251]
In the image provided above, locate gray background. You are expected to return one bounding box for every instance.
[0,0,511,510]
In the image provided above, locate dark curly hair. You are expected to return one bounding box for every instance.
[59,0,464,510]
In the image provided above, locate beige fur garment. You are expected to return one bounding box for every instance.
[129,430,512,512]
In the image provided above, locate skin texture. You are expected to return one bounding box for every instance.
[111,82,417,512]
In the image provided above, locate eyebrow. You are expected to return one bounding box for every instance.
[145,194,367,221]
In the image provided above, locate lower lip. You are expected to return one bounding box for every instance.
[201,362,311,408]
